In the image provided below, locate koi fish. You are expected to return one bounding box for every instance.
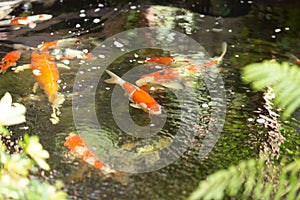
[30,52,60,104]
[37,38,82,52]
[0,14,52,28]
[64,132,115,174]
[48,48,92,60]
[0,50,22,73]
[145,56,190,66]
[105,70,162,115]
[136,42,227,90]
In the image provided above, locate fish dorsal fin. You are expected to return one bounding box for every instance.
[130,103,142,109]
[161,81,184,90]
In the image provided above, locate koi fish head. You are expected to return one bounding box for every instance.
[149,103,162,115]
[64,132,86,150]
[37,14,53,22]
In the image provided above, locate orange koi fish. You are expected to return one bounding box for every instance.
[145,56,190,66]
[0,50,22,73]
[64,132,115,174]
[105,70,162,115]
[136,42,227,90]
[30,52,60,104]
[0,14,52,28]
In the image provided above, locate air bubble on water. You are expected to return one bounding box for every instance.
[93,18,101,23]
[199,14,205,18]
[154,65,162,69]
[98,54,105,58]
[114,8,118,11]
[98,3,104,7]
[94,8,100,12]
[201,103,209,108]
[82,49,88,53]
[79,71,84,74]
[130,6,137,9]
[235,54,240,58]
[79,13,86,18]
[271,35,276,38]
[228,29,232,32]
[50,32,54,35]
[90,85,94,89]
[134,53,139,58]
[247,118,254,122]
[80,9,85,13]
[105,87,110,90]
[114,41,124,48]
[256,118,265,124]
[285,27,290,30]
[274,28,281,33]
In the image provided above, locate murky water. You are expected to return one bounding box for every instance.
[1,0,300,199]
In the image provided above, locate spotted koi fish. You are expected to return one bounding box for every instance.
[64,132,115,174]
[136,42,227,90]
[0,14,52,28]
[0,50,22,73]
[105,70,162,115]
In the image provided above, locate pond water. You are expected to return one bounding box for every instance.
[1,0,300,199]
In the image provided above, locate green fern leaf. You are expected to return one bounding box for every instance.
[243,60,300,117]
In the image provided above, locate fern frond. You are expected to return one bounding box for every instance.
[242,60,300,118]
[187,158,300,200]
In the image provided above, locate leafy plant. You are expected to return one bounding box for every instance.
[187,157,300,200]
[242,60,300,118]
[0,92,67,200]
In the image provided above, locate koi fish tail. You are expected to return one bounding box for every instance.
[217,42,227,63]
[104,70,121,84]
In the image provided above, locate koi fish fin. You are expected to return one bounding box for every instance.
[161,81,184,90]
[130,103,142,109]
[28,22,37,29]
[57,63,70,69]
[130,102,147,110]
[13,64,31,73]
[32,82,39,93]
[287,53,300,64]
[217,42,227,62]
[104,70,121,84]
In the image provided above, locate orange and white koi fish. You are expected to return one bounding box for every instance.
[64,132,116,174]
[37,38,82,52]
[105,70,162,115]
[136,42,227,90]
[0,50,22,73]
[0,14,52,28]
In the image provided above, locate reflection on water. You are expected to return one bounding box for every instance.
[0,0,299,199]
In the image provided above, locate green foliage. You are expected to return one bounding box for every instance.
[187,158,300,200]
[0,129,67,200]
[242,60,300,118]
